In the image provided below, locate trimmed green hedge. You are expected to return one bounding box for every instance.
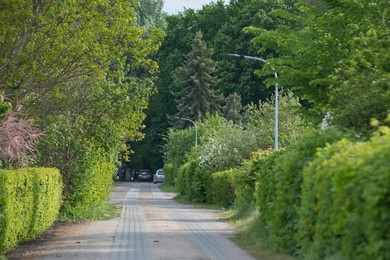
[254,129,349,254]
[253,150,280,238]
[60,152,115,220]
[176,159,207,202]
[0,168,63,253]
[233,152,264,207]
[172,125,389,259]
[297,131,390,259]
[163,163,176,186]
[208,169,236,207]
[58,147,116,221]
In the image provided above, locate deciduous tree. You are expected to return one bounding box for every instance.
[246,0,390,133]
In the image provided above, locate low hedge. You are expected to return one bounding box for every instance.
[175,159,207,202]
[0,168,63,253]
[208,169,236,207]
[297,130,390,259]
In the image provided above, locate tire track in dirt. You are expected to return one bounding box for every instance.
[150,184,254,260]
[111,183,152,260]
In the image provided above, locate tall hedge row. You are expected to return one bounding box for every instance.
[297,132,390,259]
[176,159,208,202]
[60,149,115,220]
[254,129,349,254]
[172,126,389,259]
[163,162,176,186]
[207,169,236,207]
[0,168,63,253]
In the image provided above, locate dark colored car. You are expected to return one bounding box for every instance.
[138,169,152,182]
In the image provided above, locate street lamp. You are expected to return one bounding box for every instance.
[228,53,279,151]
[174,117,198,147]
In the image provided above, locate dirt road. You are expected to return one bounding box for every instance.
[7,182,254,260]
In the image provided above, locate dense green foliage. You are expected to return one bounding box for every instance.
[0,0,165,219]
[173,31,220,121]
[297,127,390,259]
[155,1,390,259]
[207,169,236,208]
[0,168,63,253]
[163,162,176,186]
[175,159,206,202]
[247,0,390,132]
[59,149,116,220]
[1,0,389,258]
[131,0,301,170]
[254,128,352,254]
[0,96,11,117]
[171,124,389,258]
[137,0,166,29]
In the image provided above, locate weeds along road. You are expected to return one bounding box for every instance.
[7,182,254,260]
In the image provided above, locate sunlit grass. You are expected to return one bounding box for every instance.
[58,202,118,222]
[159,183,177,192]
[221,204,293,260]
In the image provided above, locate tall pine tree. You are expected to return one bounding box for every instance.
[173,31,220,121]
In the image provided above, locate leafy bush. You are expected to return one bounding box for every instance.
[297,127,390,259]
[253,150,280,233]
[175,159,210,203]
[59,148,115,220]
[233,150,271,208]
[208,169,236,207]
[0,168,63,253]
[199,120,258,173]
[265,128,350,254]
[164,127,195,169]
[163,162,176,186]
[0,95,11,117]
[175,161,190,198]
[243,90,304,149]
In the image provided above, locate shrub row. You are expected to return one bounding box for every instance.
[0,168,63,253]
[163,162,176,186]
[173,126,389,259]
[176,159,207,202]
[207,169,236,207]
[247,127,389,258]
[254,129,349,254]
[175,159,237,207]
[297,132,390,259]
[60,149,115,220]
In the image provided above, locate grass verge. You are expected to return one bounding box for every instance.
[159,183,177,192]
[58,201,118,222]
[220,204,293,260]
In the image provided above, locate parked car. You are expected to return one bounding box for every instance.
[138,169,152,182]
[153,169,165,184]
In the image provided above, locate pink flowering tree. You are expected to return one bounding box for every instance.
[0,110,43,168]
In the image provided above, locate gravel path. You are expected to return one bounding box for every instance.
[6,182,254,260]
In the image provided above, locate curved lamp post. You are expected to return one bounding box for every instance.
[174,117,198,147]
[228,53,279,151]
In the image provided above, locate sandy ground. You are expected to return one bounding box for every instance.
[6,182,254,260]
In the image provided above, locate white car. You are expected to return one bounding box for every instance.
[153,169,165,184]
